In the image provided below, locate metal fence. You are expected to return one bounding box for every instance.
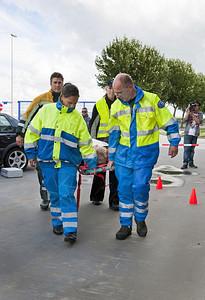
[1,100,96,120]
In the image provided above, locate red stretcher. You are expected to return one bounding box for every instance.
[77,162,110,210]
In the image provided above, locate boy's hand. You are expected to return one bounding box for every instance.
[107,160,115,171]
[29,158,36,167]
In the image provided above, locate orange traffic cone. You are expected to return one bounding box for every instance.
[156,176,163,189]
[189,188,198,205]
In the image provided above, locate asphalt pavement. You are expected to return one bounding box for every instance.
[1,135,205,300]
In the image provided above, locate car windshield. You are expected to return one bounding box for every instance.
[0,115,16,132]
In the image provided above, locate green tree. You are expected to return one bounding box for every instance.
[95,36,204,117]
[166,59,196,118]
[95,36,168,97]
[193,73,205,113]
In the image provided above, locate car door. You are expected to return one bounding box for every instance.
[0,115,16,160]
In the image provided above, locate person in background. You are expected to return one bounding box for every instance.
[107,73,180,240]
[89,79,119,210]
[16,72,64,210]
[181,100,203,169]
[82,107,90,128]
[24,83,97,244]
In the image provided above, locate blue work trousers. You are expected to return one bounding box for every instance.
[40,162,78,235]
[115,164,153,226]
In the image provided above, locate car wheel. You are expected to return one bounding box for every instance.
[4,147,28,170]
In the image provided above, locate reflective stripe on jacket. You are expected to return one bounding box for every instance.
[108,85,181,168]
[24,100,97,169]
[16,89,54,137]
[96,98,109,138]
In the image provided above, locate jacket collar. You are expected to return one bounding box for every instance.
[56,98,75,113]
[119,85,144,106]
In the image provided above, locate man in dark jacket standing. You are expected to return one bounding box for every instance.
[82,107,90,128]
[181,100,203,169]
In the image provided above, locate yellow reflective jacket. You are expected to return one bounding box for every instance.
[24,100,97,169]
[16,89,54,137]
[96,98,110,139]
[108,86,180,168]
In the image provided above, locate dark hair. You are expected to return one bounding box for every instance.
[62,83,79,98]
[50,72,64,83]
[194,100,201,106]
[107,79,114,87]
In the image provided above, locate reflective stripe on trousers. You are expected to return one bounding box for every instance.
[40,162,78,234]
[115,164,153,226]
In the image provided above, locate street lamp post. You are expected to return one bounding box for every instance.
[11,33,17,116]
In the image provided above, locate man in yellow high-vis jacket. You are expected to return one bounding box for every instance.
[89,79,119,210]
[107,73,181,240]
[24,83,97,244]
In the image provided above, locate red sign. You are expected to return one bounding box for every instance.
[0,103,3,111]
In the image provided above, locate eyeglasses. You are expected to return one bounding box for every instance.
[114,86,129,96]
[82,110,87,113]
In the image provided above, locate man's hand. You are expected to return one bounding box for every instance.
[168,146,178,158]
[89,168,97,175]
[107,160,115,171]
[190,110,194,117]
[16,136,24,148]
[29,158,36,168]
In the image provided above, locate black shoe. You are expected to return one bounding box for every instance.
[110,203,119,211]
[40,200,49,210]
[189,162,197,168]
[53,225,63,235]
[135,220,147,237]
[181,163,188,170]
[116,226,132,240]
[92,200,101,206]
[64,232,77,243]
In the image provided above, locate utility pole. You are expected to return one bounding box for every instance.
[11,33,17,116]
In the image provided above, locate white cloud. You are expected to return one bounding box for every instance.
[1,0,205,117]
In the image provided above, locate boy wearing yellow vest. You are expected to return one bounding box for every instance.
[89,79,119,210]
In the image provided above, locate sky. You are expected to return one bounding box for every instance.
[1,0,205,116]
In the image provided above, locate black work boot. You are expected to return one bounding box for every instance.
[181,163,188,170]
[53,225,63,235]
[64,232,77,243]
[110,203,119,211]
[189,162,197,168]
[116,226,132,240]
[135,220,147,237]
[92,200,101,206]
[40,200,49,210]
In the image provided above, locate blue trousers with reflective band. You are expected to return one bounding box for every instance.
[40,162,78,235]
[115,164,153,226]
